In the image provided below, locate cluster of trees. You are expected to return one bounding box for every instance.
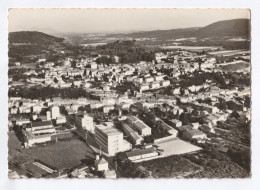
[179,111,203,125]
[9,44,47,59]
[114,152,152,178]
[227,145,250,171]
[95,40,155,64]
[8,86,94,100]
[8,68,29,82]
[198,98,212,105]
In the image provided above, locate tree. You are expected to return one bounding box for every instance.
[54,77,58,83]
[244,96,251,108]
[230,110,240,119]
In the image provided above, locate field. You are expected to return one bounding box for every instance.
[220,62,250,72]
[160,45,220,50]
[208,50,249,56]
[21,137,95,170]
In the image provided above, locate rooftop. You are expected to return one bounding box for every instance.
[31,120,52,128]
[96,124,122,136]
[134,120,150,130]
[126,148,156,158]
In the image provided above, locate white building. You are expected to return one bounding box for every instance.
[160,80,171,87]
[154,75,164,81]
[133,77,143,84]
[51,106,60,119]
[94,155,109,171]
[144,77,154,83]
[75,114,94,133]
[149,81,160,89]
[95,124,124,156]
[24,121,56,147]
[126,148,159,162]
[56,116,67,124]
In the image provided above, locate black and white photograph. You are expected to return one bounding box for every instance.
[7,8,251,179]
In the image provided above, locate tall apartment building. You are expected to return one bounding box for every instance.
[95,124,123,156]
[75,114,94,133]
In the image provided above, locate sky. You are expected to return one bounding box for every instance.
[8,9,250,34]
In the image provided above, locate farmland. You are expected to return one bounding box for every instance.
[220,62,250,72]
[160,45,220,50]
[208,50,249,57]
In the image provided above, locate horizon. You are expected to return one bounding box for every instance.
[8,9,250,34]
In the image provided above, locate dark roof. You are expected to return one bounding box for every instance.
[126,148,156,158]
[32,120,52,128]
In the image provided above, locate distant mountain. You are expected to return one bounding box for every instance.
[124,27,200,40]
[196,19,250,38]
[117,19,250,40]
[9,31,64,45]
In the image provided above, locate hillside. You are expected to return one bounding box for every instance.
[197,19,250,38]
[9,31,64,45]
[119,19,250,40]
[124,27,200,40]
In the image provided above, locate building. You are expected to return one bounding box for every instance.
[56,116,67,124]
[139,83,150,91]
[32,105,42,114]
[170,119,182,128]
[95,124,124,156]
[126,116,151,137]
[29,121,56,136]
[154,75,164,81]
[103,170,117,179]
[161,122,178,137]
[183,129,207,141]
[133,77,143,84]
[122,122,144,145]
[103,105,114,114]
[75,114,94,133]
[51,106,60,119]
[94,155,109,171]
[149,81,160,89]
[24,121,56,147]
[160,80,171,87]
[126,148,159,162]
[144,77,154,83]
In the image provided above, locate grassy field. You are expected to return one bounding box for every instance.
[137,155,202,178]
[220,62,250,72]
[21,137,95,170]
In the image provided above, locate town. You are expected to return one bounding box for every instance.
[8,19,251,178]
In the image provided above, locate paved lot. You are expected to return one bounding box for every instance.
[155,138,201,156]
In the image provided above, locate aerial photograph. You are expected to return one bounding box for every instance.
[8,9,251,179]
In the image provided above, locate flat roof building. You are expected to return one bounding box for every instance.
[126,116,151,137]
[95,124,124,156]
